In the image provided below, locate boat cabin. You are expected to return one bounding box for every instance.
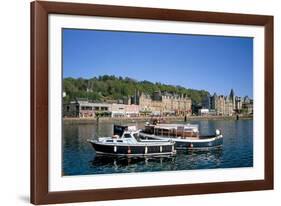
[99,130,140,144]
[144,123,199,138]
[113,124,137,137]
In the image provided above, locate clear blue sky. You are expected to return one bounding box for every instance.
[63,29,253,97]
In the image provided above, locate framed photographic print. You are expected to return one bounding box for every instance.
[30,1,274,204]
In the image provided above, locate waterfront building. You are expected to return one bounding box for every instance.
[131,91,192,116]
[135,93,153,115]
[202,89,253,116]
[235,96,243,112]
[63,98,112,117]
[111,103,140,117]
[242,96,253,114]
[216,95,226,115]
[125,104,140,117]
[111,103,126,117]
[224,95,234,116]
[198,108,209,116]
[63,98,141,118]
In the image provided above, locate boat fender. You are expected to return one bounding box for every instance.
[114,146,117,152]
[216,129,221,136]
[145,146,148,154]
[190,143,193,148]
[127,146,131,154]
[160,146,162,153]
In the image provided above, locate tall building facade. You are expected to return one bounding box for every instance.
[132,91,192,116]
[202,89,253,116]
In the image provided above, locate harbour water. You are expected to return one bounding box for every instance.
[63,119,253,176]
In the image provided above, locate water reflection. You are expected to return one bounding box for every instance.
[63,120,253,176]
[91,155,176,168]
[88,147,223,174]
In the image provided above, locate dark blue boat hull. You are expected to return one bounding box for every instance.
[89,142,175,156]
[175,137,223,150]
[139,133,223,150]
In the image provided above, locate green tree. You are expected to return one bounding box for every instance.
[63,75,210,104]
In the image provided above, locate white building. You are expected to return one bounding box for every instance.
[198,108,209,116]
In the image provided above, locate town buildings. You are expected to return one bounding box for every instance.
[63,99,112,118]
[63,99,141,118]
[63,91,192,118]
[201,89,253,116]
[131,91,192,116]
[63,89,252,118]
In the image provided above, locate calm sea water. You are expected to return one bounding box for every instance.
[63,119,253,176]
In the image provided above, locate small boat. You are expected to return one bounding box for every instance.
[139,123,223,150]
[88,125,176,156]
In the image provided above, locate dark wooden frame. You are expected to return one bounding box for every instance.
[31,0,274,204]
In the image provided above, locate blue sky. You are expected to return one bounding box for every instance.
[63,29,253,97]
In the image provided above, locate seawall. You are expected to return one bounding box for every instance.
[63,115,253,125]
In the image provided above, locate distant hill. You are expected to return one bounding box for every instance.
[63,75,209,104]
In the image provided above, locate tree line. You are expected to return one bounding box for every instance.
[63,75,209,104]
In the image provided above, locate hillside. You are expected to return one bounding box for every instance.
[63,75,209,104]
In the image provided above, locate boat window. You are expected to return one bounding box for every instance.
[133,133,139,139]
[124,134,132,138]
[106,140,113,142]
[117,140,123,142]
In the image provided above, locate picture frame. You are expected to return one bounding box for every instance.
[31,1,274,204]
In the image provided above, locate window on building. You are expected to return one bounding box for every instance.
[81,106,92,110]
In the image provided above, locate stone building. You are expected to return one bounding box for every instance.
[224,96,234,116]
[131,91,192,116]
[211,91,234,116]
[242,96,253,114]
[235,96,243,112]
[111,103,140,117]
[202,89,252,116]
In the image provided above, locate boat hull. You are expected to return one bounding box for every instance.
[174,137,223,150]
[139,133,223,150]
[89,141,176,156]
